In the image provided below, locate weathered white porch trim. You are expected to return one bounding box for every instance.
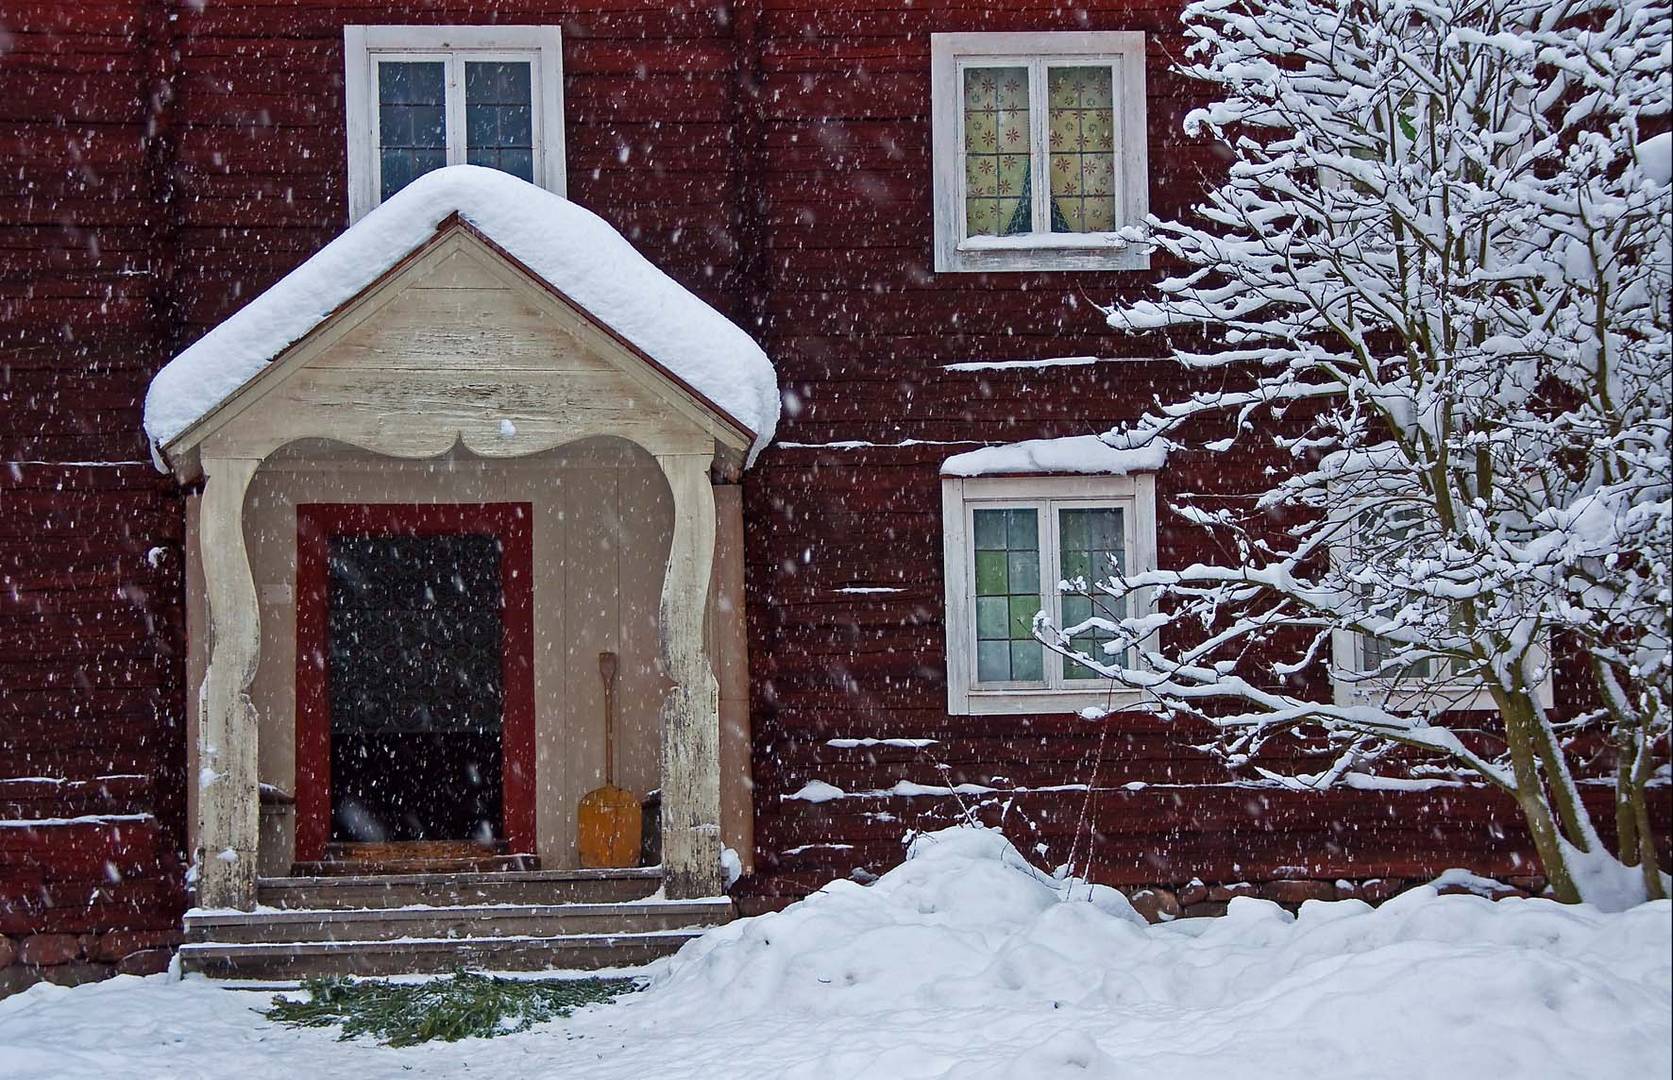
[195,456,262,910]
[655,453,724,899]
[172,224,746,909]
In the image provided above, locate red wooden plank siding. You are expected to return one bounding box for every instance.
[2,1,1666,990]
[0,4,189,983]
[730,0,1669,904]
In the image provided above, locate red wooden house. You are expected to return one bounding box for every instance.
[1,1,1648,989]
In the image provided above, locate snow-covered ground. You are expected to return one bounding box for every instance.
[2,827,1668,1080]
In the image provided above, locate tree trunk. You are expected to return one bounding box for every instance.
[1500,691,1581,903]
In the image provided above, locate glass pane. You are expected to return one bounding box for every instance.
[465,61,535,181]
[1009,594,1040,629]
[1048,65,1116,234]
[963,66,1032,238]
[970,507,1042,684]
[1007,550,1039,593]
[378,61,447,201]
[977,640,1011,682]
[1059,507,1125,679]
[973,510,1006,549]
[1356,507,1437,677]
[1011,640,1044,681]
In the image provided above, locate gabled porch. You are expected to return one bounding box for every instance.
[145,169,777,974]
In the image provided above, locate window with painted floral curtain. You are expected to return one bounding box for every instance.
[934,33,1147,271]
[962,67,1032,238]
[961,61,1121,239]
[1047,66,1116,233]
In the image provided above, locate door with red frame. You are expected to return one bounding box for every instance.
[293,503,536,863]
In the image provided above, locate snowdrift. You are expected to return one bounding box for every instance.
[1,826,1667,1080]
[632,826,1672,1078]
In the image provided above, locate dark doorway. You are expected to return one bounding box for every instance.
[324,533,505,845]
[295,502,536,863]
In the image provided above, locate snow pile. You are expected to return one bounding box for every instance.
[2,826,1668,1079]
[144,165,779,462]
[941,434,1166,477]
[649,827,1145,1017]
[642,828,1670,1073]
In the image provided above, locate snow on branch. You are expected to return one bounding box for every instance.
[1036,0,1672,907]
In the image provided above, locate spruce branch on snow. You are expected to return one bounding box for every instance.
[1040,0,1671,906]
[264,972,640,1046]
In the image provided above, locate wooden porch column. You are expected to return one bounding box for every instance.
[195,456,262,910]
[653,452,724,898]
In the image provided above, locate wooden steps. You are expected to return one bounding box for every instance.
[179,867,732,980]
[184,899,734,944]
[255,866,663,910]
[177,931,708,980]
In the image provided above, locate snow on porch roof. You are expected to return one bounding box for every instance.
[143,165,780,463]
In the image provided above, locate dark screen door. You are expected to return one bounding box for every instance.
[325,533,505,844]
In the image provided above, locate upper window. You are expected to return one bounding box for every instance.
[343,26,565,222]
[942,474,1158,715]
[930,32,1150,273]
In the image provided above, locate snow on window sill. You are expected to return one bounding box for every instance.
[959,232,1131,251]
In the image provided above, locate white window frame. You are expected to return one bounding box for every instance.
[344,25,565,223]
[1326,511,1555,712]
[930,32,1150,274]
[942,474,1158,715]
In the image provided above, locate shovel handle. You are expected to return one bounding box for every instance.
[599,651,619,784]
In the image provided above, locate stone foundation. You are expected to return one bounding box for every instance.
[1123,873,1550,923]
[0,930,182,998]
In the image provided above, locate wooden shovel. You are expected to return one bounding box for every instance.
[577,650,642,868]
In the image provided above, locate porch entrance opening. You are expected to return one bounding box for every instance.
[294,502,538,866]
[326,533,504,847]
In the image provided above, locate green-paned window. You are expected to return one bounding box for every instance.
[1354,506,1469,681]
[1058,507,1125,680]
[963,66,1032,239]
[972,507,1043,683]
[1047,66,1116,234]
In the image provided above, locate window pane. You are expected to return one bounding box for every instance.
[1059,507,1125,679]
[465,61,535,181]
[977,640,1011,682]
[378,61,447,201]
[1355,506,1438,678]
[1010,640,1044,681]
[971,507,1043,684]
[1048,66,1116,234]
[963,66,1032,238]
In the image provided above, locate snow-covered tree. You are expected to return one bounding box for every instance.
[1046,0,1671,906]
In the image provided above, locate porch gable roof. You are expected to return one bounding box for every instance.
[144,165,779,470]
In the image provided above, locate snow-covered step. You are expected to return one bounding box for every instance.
[184,899,734,945]
[255,866,661,910]
[176,929,711,980]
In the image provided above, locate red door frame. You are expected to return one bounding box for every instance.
[294,502,536,862]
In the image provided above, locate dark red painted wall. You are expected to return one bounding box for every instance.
[1,4,189,984]
[2,1,1663,982]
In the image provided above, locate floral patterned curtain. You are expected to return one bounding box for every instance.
[1047,66,1116,233]
[963,63,1117,238]
[962,67,1032,237]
